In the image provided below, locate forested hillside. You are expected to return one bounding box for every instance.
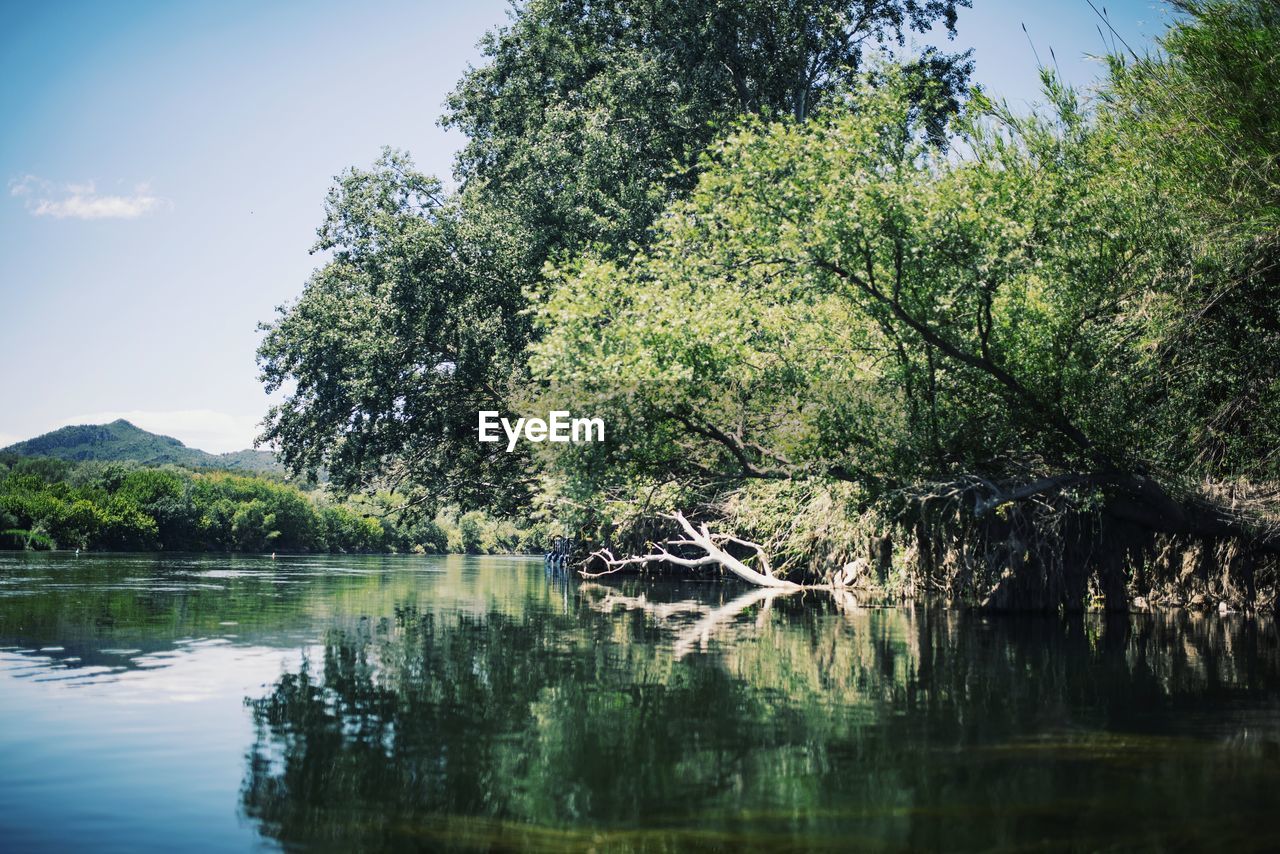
[2,419,282,475]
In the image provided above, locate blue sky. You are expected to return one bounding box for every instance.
[1,0,1167,452]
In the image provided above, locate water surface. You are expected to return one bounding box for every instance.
[1,552,1278,851]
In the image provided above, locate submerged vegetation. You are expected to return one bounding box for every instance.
[0,455,536,554]
[258,1,1280,610]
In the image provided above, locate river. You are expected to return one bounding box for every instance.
[0,552,1277,851]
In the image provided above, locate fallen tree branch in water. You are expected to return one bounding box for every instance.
[582,510,801,588]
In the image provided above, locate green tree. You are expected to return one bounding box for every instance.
[1100,0,1280,482]
[94,497,160,551]
[322,505,388,553]
[532,68,1134,491]
[45,498,103,550]
[258,152,536,514]
[257,0,973,513]
[458,510,487,554]
[446,0,972,257]
[231,499,278,552]
[116,468,201,550]
[532,45,1280,585]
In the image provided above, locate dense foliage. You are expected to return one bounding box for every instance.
[532,69,1138,487]
[445,0,973,256]
[1099,0,1280,481]
[260,0,1279,606]
[0,456,535,555]
[526,1,1280,598]
[258,0,974,515]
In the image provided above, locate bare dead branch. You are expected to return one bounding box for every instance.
[580,510,801,588]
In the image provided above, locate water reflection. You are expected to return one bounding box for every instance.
[0,552,533,683]
[243,577,1280,851]
[2,553,1279,851]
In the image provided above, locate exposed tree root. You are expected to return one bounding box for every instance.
[895,473,1279,613]
[577,474,1280,614]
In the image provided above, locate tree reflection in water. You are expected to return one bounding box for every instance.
[242,580,1280,851]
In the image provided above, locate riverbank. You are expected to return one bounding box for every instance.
[1,455,540,555]
[578,475,1280,615]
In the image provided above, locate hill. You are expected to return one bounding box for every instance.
[1,419,284,476]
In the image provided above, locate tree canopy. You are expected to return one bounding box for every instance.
[258,0,975,515]
[445,0,973,255]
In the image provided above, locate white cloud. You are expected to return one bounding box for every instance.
[8,174,35,196]
[0,432,21,448]
[57,409,263,454]
[10,175,167,220]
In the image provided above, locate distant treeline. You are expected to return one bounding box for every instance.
[0,455,539,554]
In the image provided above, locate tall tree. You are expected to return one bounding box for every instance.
[258,0,974,513]
[445,0,973,257]
[258,152,536,512]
